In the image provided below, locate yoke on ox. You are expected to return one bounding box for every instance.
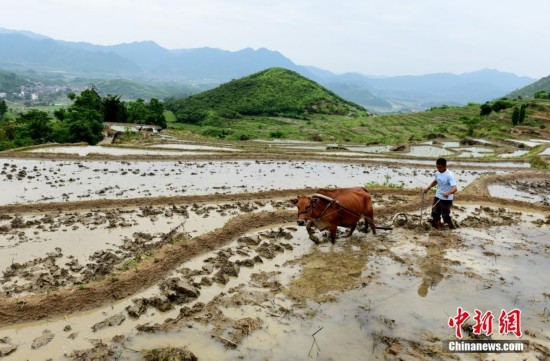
[292,187,376,244]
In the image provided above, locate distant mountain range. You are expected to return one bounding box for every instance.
[0,27,540,112]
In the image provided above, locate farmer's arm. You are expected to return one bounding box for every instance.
[443,185,458,198]
[423,180,437,193]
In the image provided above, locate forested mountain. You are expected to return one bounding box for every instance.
[165,67,366,123]
[507,75,550,98]
[0,34,140,74]
[0,28,540,111]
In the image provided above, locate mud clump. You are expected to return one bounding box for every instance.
[226,317,263,345]
[91,313,126,332]
[31,329,55,349]
[126,298,149,318]
[143,346,198,361]
[159,277,200,304]
[69,341,116,361]
[0,337,17,357]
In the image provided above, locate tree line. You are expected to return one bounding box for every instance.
[0,88,166,151]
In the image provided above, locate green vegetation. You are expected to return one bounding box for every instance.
[530,155,549,169]
[0,99,7,120]
[165,67,366,124]
[0,87,167,151]
[0,70,33,94]
[535,90,550,100]
[166,98,550,143]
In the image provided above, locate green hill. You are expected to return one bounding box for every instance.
[507,74,550,98]
[165,67,367,124]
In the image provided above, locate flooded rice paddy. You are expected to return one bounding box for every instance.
[0,201,549,360]
[27,146,216,157]
[0,158,494,205]
[0,139,549,360]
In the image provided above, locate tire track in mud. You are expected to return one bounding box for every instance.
[0,189,548,327]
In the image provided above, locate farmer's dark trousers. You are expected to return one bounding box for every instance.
[431,197,453,225]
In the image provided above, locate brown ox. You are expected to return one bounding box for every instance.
[291,187,376,244]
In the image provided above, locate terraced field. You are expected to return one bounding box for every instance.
[0,137,549,360]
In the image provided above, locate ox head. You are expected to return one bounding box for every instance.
[291,196,318,226]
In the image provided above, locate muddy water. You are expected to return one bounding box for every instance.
[0,224,312,360]
[0,159,490,205]
[0,205,549,360]
[488,181,550,205]
[498,149,529,158]
[488,184,547,204]
[0,202,277,297]
[507,139,550,147]
[407,145,454,157]
[27,146,214,157]
[455,147,494,158]
[347,145,393,153]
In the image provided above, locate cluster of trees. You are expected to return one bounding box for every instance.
[534,91,550,99]
[511,104,527,126]
[0,87,166,151]
[479,99,515,116]
[479,98,527,126]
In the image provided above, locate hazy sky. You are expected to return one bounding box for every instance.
[1,0,549,78]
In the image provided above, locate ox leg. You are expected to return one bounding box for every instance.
[329,224,338,244]
[306,221,320,244]
[345,224,357,238]
[368,218,377,235]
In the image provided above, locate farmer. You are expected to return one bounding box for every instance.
[422,158,457,230]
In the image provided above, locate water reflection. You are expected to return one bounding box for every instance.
[417,241,445,297]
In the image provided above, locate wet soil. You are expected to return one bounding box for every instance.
[0,142,549,360]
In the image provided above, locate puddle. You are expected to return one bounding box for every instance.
[27,146,215,157]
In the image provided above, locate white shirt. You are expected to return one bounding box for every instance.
[435,169,457,200]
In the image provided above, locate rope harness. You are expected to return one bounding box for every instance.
[301,193,375,227]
